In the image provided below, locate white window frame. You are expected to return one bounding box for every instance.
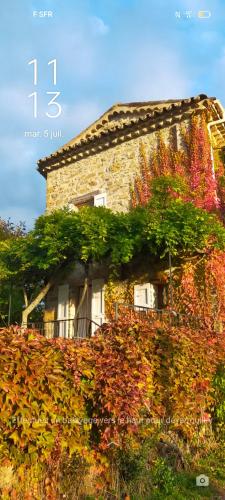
[134,283,158,310]
[94,193,107,207]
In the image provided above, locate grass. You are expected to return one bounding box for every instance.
[118,442,225,500]
[148,470,224,500]
[129,446,225,500]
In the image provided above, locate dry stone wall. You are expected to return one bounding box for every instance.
[46,127,175,212]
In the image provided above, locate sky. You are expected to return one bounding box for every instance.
[0,0,225,227]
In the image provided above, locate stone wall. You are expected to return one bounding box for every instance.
[46,124,180,213]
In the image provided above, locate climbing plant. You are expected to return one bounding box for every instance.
[131,112,225,327]
[132,112,225,213]
[172,250,225,330]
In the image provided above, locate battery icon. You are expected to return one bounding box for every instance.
[198,10,211,18]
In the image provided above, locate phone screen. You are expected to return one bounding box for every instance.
[0,1,224,498]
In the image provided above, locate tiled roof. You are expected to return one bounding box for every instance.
[38,94,225,177]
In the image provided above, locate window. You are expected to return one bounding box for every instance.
[69,191,107,210]
[76,198,94,209]
[134,283,158,309]
[94,193,106,206]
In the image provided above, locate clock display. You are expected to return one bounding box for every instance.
[28,59,62,118]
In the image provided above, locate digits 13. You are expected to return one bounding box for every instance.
[28,59,62,118]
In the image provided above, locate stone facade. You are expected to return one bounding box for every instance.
[46,127,175,213]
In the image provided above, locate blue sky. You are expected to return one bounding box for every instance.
[0,0,225,227]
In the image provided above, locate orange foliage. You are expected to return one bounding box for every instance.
[0,320,225,496]
[132,112,225,327]
[173,250,225,330]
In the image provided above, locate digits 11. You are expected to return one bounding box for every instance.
[28,58,57,85]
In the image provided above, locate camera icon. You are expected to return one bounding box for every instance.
[196,474,209,487]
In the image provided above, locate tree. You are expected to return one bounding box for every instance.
[0,208,130,326]
[0,201,225,327]
[0,218,25,241]
[0,218,26,326]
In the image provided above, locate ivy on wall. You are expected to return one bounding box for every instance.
[132,113,225,214]
[131,112,225,327]
[173,250,225,331]
[104,280,133,319]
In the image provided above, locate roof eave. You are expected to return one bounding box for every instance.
[37,95,225,177]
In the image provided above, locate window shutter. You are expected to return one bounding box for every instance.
[57,284,69,337]
[91,279,105,334]
[134,283,157,309]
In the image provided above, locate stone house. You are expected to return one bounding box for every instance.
[37,94,225,337]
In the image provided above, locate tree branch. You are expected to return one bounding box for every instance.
[74,276,88,321]
[23,288,28,308]
[22,275,57,327]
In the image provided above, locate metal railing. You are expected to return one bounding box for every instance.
[27,317,101,339]
[113,302,206,329]
[26,305,224,336]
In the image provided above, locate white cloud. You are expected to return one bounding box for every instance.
[90,16,109,35]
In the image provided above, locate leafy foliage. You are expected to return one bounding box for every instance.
[212,365,225,439]
[0,328,92,499]
[132,113,224,213]
[0,218,25,241]
[0,284,24,327]
[173,250,225,329]
[1,201,225,286]
[0,319,224,497]
[0,219,26,326]
[1,194,225,326]
[131,112,225,327]
[143,198,225,257]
